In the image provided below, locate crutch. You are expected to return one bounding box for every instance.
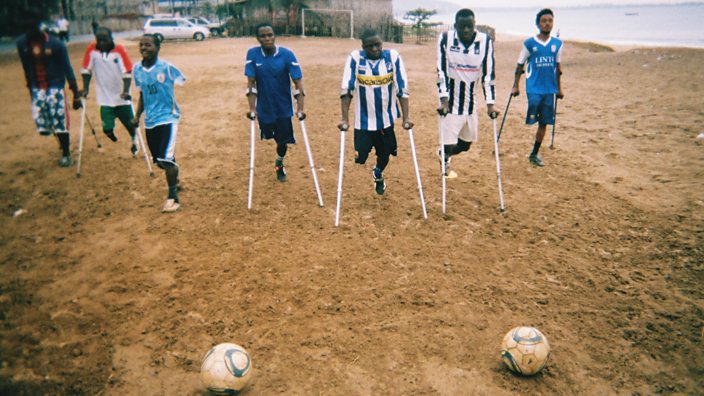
[247,117,256,210]
[549,95,558,149]
[491,114,506,212]
[84,112,102,148]
[334,126,346,227]
[134,124,154,177]
[407,128,427,219]
[438,116,447,214]
[298,115,324,207]
[76,99,87,177]
[496,94,513,142]
[126,102,154,176]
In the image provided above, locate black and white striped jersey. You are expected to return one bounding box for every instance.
[437,29,496,115]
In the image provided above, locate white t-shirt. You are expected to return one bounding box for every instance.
[81,43,133,107]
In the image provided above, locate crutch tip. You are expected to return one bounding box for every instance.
[149,172,155,177]
[76,173,81,178]
[549,145,555,150]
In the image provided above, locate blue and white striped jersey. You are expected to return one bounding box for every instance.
[341,49,409,131]
[133,59,185,129]
[437,30,496,115]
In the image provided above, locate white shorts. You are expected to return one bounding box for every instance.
[439,113,478,145]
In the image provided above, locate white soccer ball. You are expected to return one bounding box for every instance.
[500,326,550,375]
[200,343,252,394]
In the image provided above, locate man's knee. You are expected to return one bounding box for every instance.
[156,159,178,170]
[456,140,471,153]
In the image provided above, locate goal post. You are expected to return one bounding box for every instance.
[302,8,354,39]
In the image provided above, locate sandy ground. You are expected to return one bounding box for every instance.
[0,34,702,395]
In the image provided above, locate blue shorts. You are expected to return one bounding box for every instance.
[259,118,295,145]
[354,126,398,164]
[526,93,556,125]
[146,123,178,168]
[31,88,69,134]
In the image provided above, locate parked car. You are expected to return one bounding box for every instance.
[186,16,226,36]
[143,17,210,42]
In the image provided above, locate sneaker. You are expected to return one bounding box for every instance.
[372,168,386,195]
[529,154,545,167]
[58,156,73,167]
[162,198,180,213]
[105,131,117,142]
[130,142,139,157]
[275,159,287,182]
[436,148,452,174]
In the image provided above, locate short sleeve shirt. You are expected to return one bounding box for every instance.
[81,43,133,107]
[517,36,563,94]
[244,46,302,124]
[133,59,185,128]
[340,49,408,131]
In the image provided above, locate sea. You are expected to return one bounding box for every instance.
[406,3,704,48]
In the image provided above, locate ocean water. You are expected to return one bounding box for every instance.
[419,4,704,48]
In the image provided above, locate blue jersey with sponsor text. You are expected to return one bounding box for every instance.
[133,59,185,129]
[521,36,563,94]
[341,49,409,131]
[244,46,302,124]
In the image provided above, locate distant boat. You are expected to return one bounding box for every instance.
[624,12,639,16]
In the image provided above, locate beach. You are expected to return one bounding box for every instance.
[0,35,702,394]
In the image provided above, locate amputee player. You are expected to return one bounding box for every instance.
[131,34,186,213]
[338,29,413,195]
[81,27,140,156]
[511,8,564,167]
[16,9,82,167]
[245,23,305,183]
[437,8,499,177]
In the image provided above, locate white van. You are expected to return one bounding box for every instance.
[144,17,211,41]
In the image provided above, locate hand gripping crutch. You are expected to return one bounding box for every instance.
[407,128,427,219]
[247,118,256,210]
[438,116,447,214]
[549,95,558,149]
[298,116,324,207]
[334,128,346,227]
[496,94,513,143]
[491,116,506,212]
[76,99,87,177]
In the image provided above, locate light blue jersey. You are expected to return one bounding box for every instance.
[133,59,185,128]
[517,36,563,95]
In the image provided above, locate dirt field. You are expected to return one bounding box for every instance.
[0,34,702,395]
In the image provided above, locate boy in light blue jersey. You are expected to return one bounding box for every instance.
[511,8,564,167]
[132,34,185,213]
[245,23,305,182]
[338,29,413,195]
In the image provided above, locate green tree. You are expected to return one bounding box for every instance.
[403,7,436,30]
[403,7,437,44]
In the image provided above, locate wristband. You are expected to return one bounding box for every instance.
[246,87,258,96]
[293,89,305,98]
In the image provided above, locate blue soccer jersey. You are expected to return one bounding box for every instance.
[133,59,185,129]
[517,36,563,94]
[341,49,409,131]
[244,46,302,124]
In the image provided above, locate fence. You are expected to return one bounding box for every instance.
[224,8,403,43]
